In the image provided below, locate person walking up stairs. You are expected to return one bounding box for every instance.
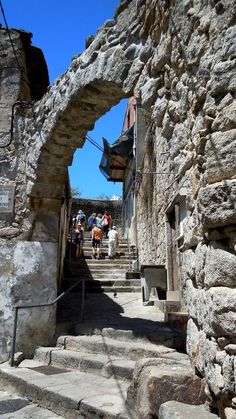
[91,223,103,260]
[108,225,119,259]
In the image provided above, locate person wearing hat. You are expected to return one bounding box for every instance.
[76,209,86,229]
[107,226,119,259]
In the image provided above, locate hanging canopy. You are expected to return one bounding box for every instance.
[99,125,134,182]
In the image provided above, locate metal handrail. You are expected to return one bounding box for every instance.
[10,277,85,367]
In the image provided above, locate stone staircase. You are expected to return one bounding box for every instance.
[0,314,188,418]
[63,232,141,294]
[0,231,211,418]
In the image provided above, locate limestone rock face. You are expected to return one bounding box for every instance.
[1,0,236,414]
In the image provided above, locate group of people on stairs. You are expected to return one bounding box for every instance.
[69,209,119,260]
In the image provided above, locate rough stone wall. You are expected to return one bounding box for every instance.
[0,29,55,361]
[133,0,236,415]
[1,0,236,413]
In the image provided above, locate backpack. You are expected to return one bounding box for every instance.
[77,214,85,223]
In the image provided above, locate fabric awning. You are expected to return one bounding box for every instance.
[110,125,134,157]
[99,125,134,181]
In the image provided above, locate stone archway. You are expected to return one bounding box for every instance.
[1,0,151,361]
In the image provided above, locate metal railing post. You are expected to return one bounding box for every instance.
[10,306,18,367]
[9,277,85,367]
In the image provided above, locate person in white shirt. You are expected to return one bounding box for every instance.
[107,226,119,258]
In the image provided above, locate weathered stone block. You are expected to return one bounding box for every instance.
[128,357,205,418]
[204,129,236,183]
[221,26,236,60]
[197,181,236,229]
[195,243,207,287]
[206,288,236,337]
[212,102,236,132]
[204,241,236,288]
[208,59,236,95]
[159,400,219,419]
[186,280,207,328]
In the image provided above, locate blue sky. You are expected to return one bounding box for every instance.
[4,0,126,198]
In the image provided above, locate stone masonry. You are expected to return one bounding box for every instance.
[0,0,236,415]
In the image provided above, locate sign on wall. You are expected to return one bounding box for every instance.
[0,185,15,214]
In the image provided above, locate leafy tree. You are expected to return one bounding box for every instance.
[70,187,82,198]
[95,193,111,200]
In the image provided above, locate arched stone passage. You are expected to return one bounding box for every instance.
[1,0,236,412]
[1,0,152,361]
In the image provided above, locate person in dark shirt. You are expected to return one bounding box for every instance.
[88,212,97,231]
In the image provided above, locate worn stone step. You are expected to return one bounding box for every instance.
[71,325,186,350]
[83,259,130,264]
[71,269,129,277]
[159,400,219,418]
[67,275,129,282]
[68,276,131,283]
[77,261,130,269]
[61,280,141,293]
[81,286,141,294]
[57,335,177,360]
[83,236,129,243]
[63,278,141,287]
[76,251,132,258]
[0,389,64,418]
[79,251,133,258]
[0,364,136,419]
[33,347,135,381]
[90,287,141,294]
[82,243,129,249]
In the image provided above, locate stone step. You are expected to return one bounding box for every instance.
[32,347,135,381]
[83,241,130,248]
[73,268,131,274]
[70,324,187,353]
[0,389,64,418]
[79,250,134,256]
[81,253,134,259]
[82,242,129,249]
[75,261,130,268]
[61,280,141,293]
[159,400,219,419]
[70,266,129,274]
[57,334,178,361]
[67,272,130,280]
[78,256,133,263]
[87,286,141,293]
[83,236,129,245]
[63,278,141,287]
[0,364,137,419]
